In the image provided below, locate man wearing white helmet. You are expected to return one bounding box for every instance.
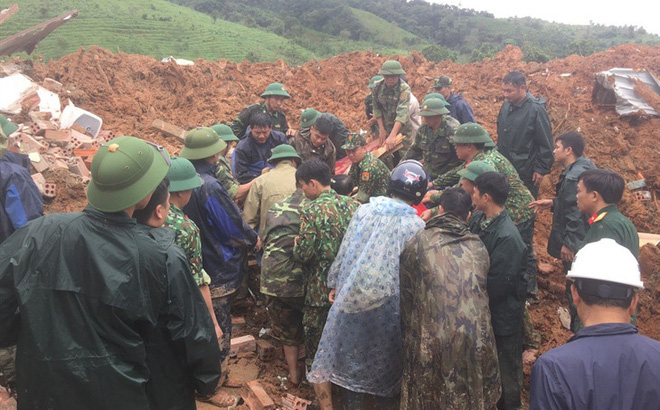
[530,239,660,410]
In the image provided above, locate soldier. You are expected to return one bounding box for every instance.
[210,123,249,201]
[133,180,227,409]
[231,82,293,139]
[293,160,359,410]
[243,144,300,236]
[179,127,260,365]
[344,133,390,204]
[402,97,461,180]
[308,160,427,408]
[576,169,639,258]
[0,137,221,408]
[430,75,477,124]
[529,132,596,332]
[261,187,307,386]
[296,109,348,160]
[233,113,288,184]
[470,172,527,410]
[497,71,554,199]
[365,75,383,137]
[330,174,354,197]
[372,60,414,155]
[293,110,338,172]
[400,188,500,409]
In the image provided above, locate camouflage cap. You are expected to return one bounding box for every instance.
[180,127,227,160]
[211,123,239,142]
[451,123,494,145]
[300,108,321,129]
[432,76,452,89]
[261,82,291,99]
[341,133,367,150]
[378,60,405,76]
[422,93,450,106]
[419,98,450,116]
[457,160,496,182]
[368,75,383,89]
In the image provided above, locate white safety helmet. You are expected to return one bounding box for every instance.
[567,238,644,289]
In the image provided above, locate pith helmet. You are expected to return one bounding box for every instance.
[341,133,367,150]
[457,161,496,182]
[211,123,239,142]
[180,127,227,160]
[422,93,450,106]
[568,238,644,290]
[432,76,452,89]
[0,114,18,138]
[87,136,170,212]
[300,108,321,129]
[167,156,204,192]
[378,60,405,76]
[261,82,291,98]
[419,98,450,116]
[268,144,301,164]
[451,123,494,145]
[368,75,383,89]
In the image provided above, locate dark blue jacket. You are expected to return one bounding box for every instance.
[530,323,660,410]
[184,160,258,294]
[233,130,287,184]
[0,151,43,243]
[447,93,477,124]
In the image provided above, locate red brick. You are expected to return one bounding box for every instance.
[69,130,94,149]
[31,155,51,173]
[43,183,57,199]
[232,316,246,330]
[16,133,49,154]
[150,119,186,142]
[230,335,256,356]
[29,120,56,136]
[29,111,53,122]
[281,393,312,410]
[241,380,275,410]
[256,339,277,362]
[44,129,72,147]
[31,173,46,195]
[42,78,63,93]
[68,157,90,178]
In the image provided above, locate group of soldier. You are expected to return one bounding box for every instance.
[0,57,659,410]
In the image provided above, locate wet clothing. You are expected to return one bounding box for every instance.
[303,306,330,370]
[400,212,500,409]
[261,189,306,298]
[547,157,596,259]
[184,160,258,295]
[233,130,287,184]
[372,78,414,147]
[348,151,390,204]
[581,204,639,259]
[497,92,554,198]
[216,154,239,199]
[530,323,660,410]
[0,151,43,244]
[403,116,461,180]
[165,204,211,287]
[308,197,425,397]
[0,206,198,409]
[409,93,422,137]
[267,296,304,346]
[293,131,337,173]
[242,160,297,235]
[447,93,477,124]
[365,93,379,136]
[139,225,221,410]
[230,102,288,139]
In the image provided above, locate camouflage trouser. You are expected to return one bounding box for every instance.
[267,296,304,346]
[522,305,541,350]
[302,305,329,371]
[338,385,399,410]
[495,332,522,410]
[212,295,233,363]
[0,346,16,392]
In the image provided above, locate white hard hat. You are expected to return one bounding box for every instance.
[567,238,644,289]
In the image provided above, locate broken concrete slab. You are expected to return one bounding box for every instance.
[0,73,37,114]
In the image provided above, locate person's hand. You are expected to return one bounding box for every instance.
[286,128,296,137]
[529,199,553,213]
[366,117,377,128]
[254,237,263,252]
[378,127,387,143]
[423,190,439,204]
[386,135,397,151]
[560,245,575,263]
[328,288,336,303]
[532,172,545,186]
[420,209,434,222]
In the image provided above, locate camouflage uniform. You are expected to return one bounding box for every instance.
[293,189,359,368]
[348,151,390,204]
[216,155,239,199]
[372,79,414,150]
[165,204,211,287]
[292,131,337,174]
[400,212,501,409]
[230,102,289,139]
[402,116,461,180]
[261,190,307,345]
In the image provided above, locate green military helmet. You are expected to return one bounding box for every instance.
[457,160,496,182]
[341,132,367,150]
[268,144,301,164]
[261,82,291,99]
[0,114,18,138]
[167,156,204,192]
[451,123,494,145]
[432,75,452,89]
[368,75,383,89]
[211,123,239,142]
[180,127,227,160]
[87,136,170,213]
[300,108,321,129]
[378,60,405,76]
[419,98,450,117]
[422,93,450,106]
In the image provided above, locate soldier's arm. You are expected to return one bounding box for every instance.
[561,179,587,252]
[457,100,477,124]
[402,132,423,161]
[432,163,463,190]
[230,105,256,140]
[533,106,554,175]
[394,88,411,126]
[241,179,262,231]
[293,209,318,263]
